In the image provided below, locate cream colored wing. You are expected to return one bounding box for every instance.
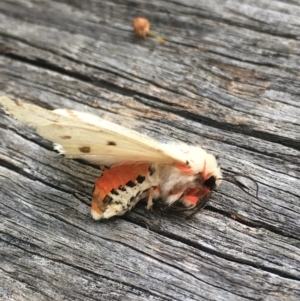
[0,96,186,166]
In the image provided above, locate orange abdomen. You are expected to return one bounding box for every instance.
[91,162,152,217]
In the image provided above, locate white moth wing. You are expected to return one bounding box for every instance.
[0,96,186,165]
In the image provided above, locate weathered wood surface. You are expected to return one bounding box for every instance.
[0,0,300,300]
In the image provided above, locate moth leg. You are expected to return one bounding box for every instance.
[160,191,185,211]
[146,187,154,211]
[146,186,160,211]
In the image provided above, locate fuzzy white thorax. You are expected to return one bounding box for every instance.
[161,143,221,175]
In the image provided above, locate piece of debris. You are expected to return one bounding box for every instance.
[132,17,166,43]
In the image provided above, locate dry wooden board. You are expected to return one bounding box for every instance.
[0,0,299,300]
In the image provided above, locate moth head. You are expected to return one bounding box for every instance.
[203,175,217,190]
[173,145,222,191]
[180,155,222,219]
[201,153,222,192]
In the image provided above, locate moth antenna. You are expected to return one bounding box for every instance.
[221,174,260,200]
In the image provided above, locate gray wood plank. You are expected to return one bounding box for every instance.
[0,0,299,300]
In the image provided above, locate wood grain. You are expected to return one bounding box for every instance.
[0,0,299,300]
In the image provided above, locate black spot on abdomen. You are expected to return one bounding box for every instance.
[136,175,145,183]
[110,189,119,195]
[119,186,127,191]
[126,180,136,187]
[103,195,113,205]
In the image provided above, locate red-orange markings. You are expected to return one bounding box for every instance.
[91,162,151,214]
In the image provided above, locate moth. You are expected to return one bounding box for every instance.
[0,96,222,220]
